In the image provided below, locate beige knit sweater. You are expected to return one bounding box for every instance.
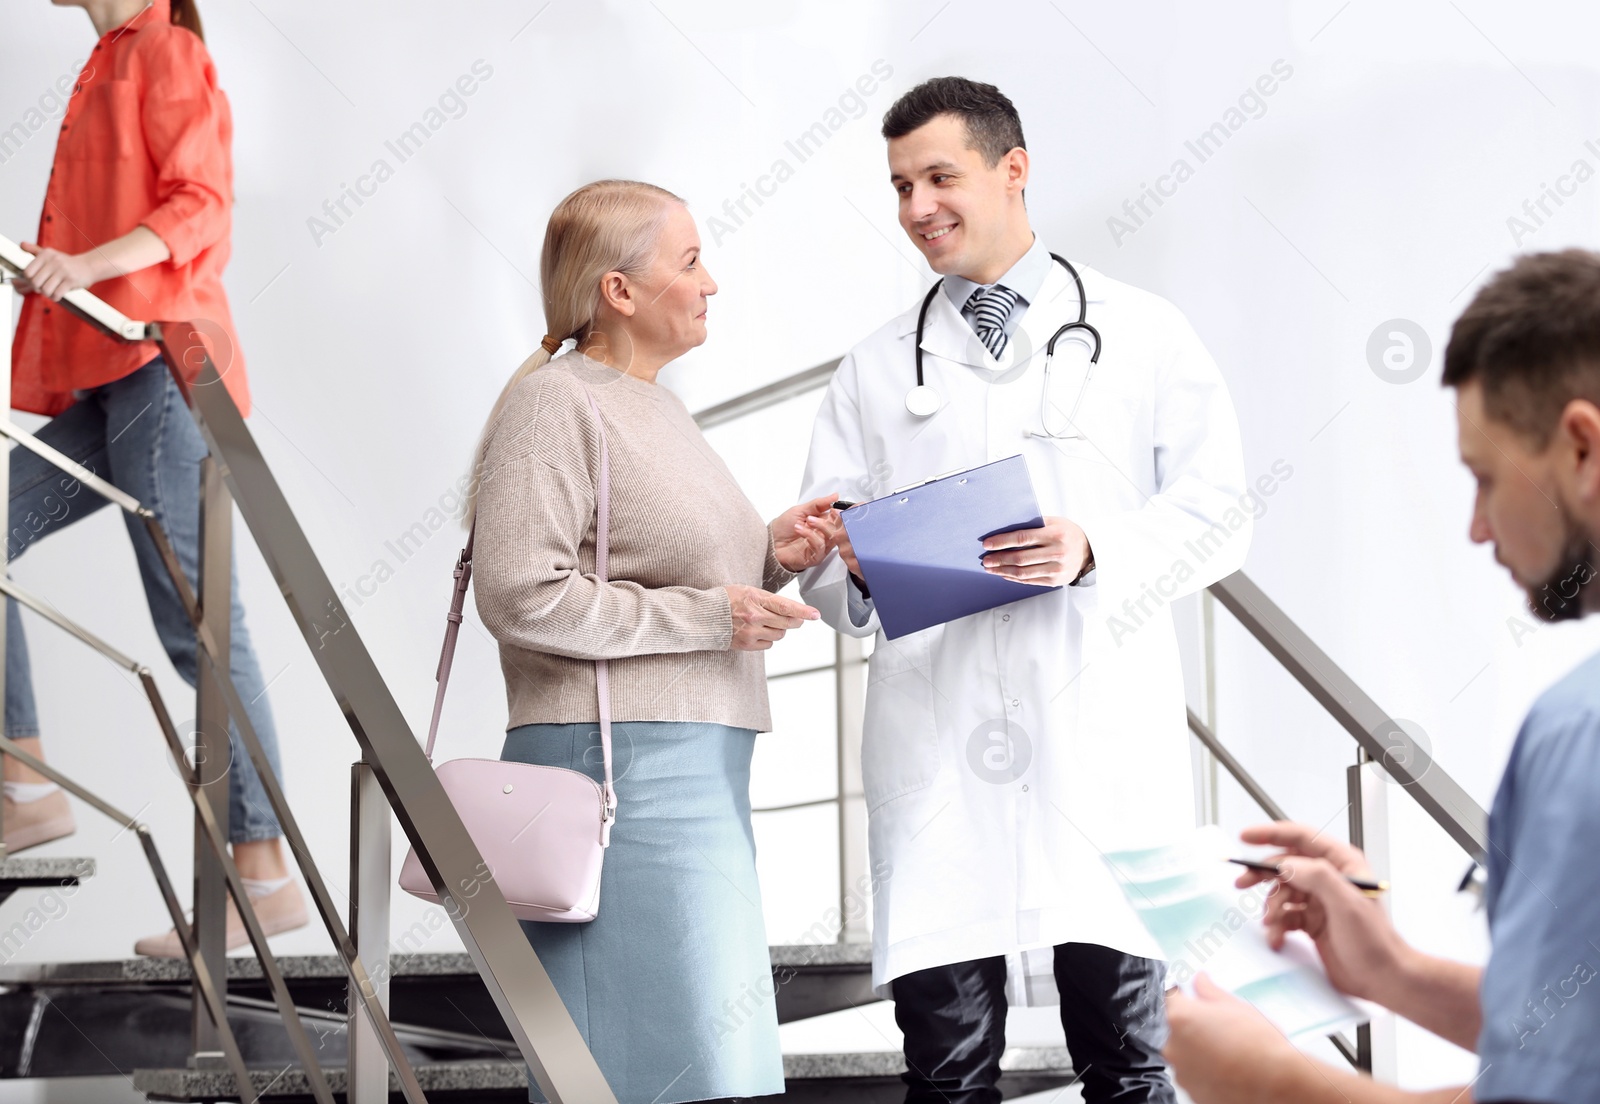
[472,353,792,733]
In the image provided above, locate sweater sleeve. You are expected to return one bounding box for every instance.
[762,530,795,594]
[472,373,734,661]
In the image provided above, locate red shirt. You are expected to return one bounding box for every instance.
[11,0,250,417]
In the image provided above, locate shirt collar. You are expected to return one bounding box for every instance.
[101,0,167,45]
[943,234,1052,313]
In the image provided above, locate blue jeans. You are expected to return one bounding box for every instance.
[5,357,283,842]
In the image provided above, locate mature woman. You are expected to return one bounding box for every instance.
[468,179,834,1103]
[7,0,304,953]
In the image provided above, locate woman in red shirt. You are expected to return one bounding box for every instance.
[8,0,304,955]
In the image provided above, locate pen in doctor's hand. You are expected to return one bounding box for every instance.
[832,500,856,510]
[1228,858,1389,898]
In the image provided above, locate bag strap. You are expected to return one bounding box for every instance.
[424,527,473,761]
[583,387,617,843]
[426,385,617,841]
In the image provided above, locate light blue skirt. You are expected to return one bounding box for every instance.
[502,720,784,1104]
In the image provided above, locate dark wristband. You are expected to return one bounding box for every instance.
[1070,549,1095,585]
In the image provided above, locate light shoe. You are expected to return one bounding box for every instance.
[2,790,76,854]
[134,880,309,958]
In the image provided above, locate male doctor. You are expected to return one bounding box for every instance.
[799,77,1253,1103]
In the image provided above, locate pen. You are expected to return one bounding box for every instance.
[1228,857,1389,898]
[832,500,857,510]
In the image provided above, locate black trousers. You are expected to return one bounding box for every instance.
[891,943,1176,1104]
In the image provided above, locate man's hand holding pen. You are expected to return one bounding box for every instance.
[1228,821,1411,1005]
[1164,821,1410,1103]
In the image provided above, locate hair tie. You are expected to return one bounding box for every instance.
[540,334,562,355]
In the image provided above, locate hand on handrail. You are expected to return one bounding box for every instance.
[12,227,171,300]
[12,242,101,300]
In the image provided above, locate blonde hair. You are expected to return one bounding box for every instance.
[464,179,684,527]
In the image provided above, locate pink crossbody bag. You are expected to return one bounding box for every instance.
[399,388,616,922]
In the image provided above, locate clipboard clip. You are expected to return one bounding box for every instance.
[889,467,971,496]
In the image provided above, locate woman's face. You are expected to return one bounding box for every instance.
[625,203,716,362]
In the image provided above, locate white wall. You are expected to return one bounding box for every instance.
[5,0,1600,1094]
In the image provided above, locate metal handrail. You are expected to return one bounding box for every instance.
[0,234,616,1103]
[707,359,1491,1077]
[694,362,1490,863]
[0,304,417,1100]
[1185,709,1288,822]
[0,575,328,1104]
[0,257,1484,1092]
[1209,573,1486,858]
[694,358,841,430]
[0,236,152,342]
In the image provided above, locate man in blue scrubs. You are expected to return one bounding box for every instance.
[1162,248,1600,1103]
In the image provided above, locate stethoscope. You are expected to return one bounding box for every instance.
[907,253,1102,440]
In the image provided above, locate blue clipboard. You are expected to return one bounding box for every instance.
[841,454,1060,639]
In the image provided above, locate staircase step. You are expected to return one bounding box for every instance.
[770,942,873,968]
[0,945,877,1080]
[0,951,481,986]
[786,1045,1073,1079]
[0,856,93,880]
[0,944,877,1044]
[770,942,877,1022]
[134,1047,1076,1101]
[135,1058,522,1101]
[0,943,869,986]
[0,856,93,908]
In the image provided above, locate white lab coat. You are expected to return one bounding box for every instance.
[798,260,1251,1002]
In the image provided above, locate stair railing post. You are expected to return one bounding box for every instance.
[835,633,866,942]
[1348,746,1398,1081]
[0,239,619,1101]
[1199,589,1220,824]
[348,760,391,1104]
[190,455,232,1068]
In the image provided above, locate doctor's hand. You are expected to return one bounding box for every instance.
[832,512,861,576]
[1234,821,1407,1004]
[723,585,819,651]
[770,493,839,572]
[981,516,1091,587]
[1164,975,1307,1104]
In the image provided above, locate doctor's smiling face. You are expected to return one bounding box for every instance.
[887,112,1032,285]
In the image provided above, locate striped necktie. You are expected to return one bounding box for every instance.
[967,284,1020,360]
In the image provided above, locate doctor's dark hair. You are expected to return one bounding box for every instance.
[1443,249,1600,447]
[464,179,684,527]
[881,77,1026,167]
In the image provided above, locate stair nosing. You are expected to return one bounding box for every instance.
[132,1047,1074,1095]
[0,942,872,985]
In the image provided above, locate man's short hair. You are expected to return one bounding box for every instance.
[1444,249,1600,447]
[880,76,1025,167]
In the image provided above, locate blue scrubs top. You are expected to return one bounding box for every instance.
[1476,648,1600,1102]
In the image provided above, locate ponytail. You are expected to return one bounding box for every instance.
[170,0,205,42]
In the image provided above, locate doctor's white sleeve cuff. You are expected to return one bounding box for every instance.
[847,575,877,627]
[798,554,880,637]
